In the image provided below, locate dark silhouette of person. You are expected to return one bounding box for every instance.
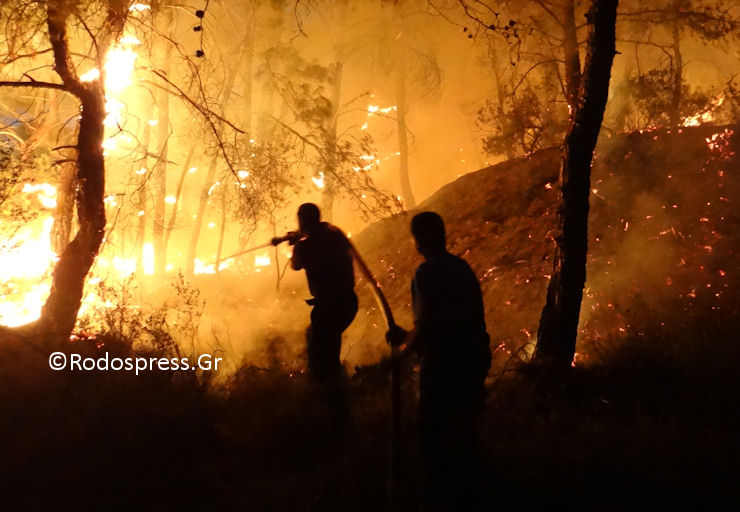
[275,202,358,382]
[387,211,491,511]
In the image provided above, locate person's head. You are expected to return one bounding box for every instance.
[297,202,321,233]
[411,211,446,258]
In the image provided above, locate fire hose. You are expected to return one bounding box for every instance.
[347,241,402,512]
[210,231,302,265]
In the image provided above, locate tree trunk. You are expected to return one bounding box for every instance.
[187,156,217,276]
[396,60,415,209]
[186,49,245,275]
[321,1,348,222]
[31,2,118,338]
[37,91,106,337]
[669,0,683,126]
[152,99,169,275]
[535,0,618,366]
[50,92,76,254]
[135,104,153,279]
[164,144,195,253]
[215,187,227,273]
[152,47,171,275]
[321,61,343,222]
[237,6,254,252]
[51,159,76,254]
[563,0,582,118]
[242,4,254,136]
[489,48,514,160]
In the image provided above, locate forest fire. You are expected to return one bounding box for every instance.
[0,215,56,326]
[2,1,740,509]
[681,94,726,127]
[0,26,142,326]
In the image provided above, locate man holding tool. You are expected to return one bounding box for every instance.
[272,203,358,382]
[387,211,491,511]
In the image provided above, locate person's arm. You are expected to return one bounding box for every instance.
[410,266,436,353]
[385,272,429,358]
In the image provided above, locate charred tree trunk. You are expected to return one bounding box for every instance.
[535,0,618,366]
[50,92,76,254]
[51,158,76,254]
[38,90,106,337]
[396,61,415,209]
[31,1,126,338]
[563,0,582,118]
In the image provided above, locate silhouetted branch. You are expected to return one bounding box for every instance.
[0,80,67,91]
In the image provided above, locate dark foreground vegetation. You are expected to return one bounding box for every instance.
[2,126,738,510]
[2,318,738,511]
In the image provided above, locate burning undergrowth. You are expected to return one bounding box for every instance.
[1,125,737,379]
[351,124,739,373]
[1,124,737,511]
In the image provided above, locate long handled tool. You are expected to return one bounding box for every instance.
[347,241,402,512]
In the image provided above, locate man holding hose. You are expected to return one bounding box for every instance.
[387,211,491,511]
[272,202,358,382]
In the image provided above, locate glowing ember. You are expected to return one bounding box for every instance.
[367,104,397,115]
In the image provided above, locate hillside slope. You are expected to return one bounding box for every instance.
[352,125,739,371]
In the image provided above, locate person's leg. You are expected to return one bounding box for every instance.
[337,293,359,332]
[419,385,455,511]
[310,295,357,381]
[450,386,485,510]
[307,304,341,381]
[325,295,358,428]
[306,319,325,380]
